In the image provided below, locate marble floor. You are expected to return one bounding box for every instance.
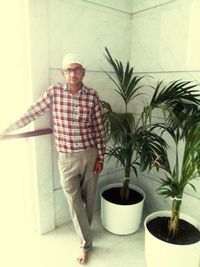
[2,210,147,267]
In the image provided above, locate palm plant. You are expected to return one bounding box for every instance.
[103,47,170,202]
[144,80,200,239]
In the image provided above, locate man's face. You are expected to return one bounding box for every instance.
[62,63,85,86]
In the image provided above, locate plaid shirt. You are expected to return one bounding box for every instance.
[3,84,106,162]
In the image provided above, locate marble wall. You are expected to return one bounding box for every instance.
[131,0,200,223]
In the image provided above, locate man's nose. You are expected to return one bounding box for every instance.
[70,70,76,76]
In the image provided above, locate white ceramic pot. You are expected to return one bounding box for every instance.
[144,211,200,267]
[100,183,145,235]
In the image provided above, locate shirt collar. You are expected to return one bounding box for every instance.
[64,84,86,94]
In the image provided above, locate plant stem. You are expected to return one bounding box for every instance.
[168,198,182,238]
[120,177,130,202]
[120,145,133,202]
[125,102,128,113]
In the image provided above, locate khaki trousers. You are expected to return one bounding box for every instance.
[58,148,98,251]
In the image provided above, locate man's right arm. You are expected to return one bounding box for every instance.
[0,134,5,141]
[0,86,54,136]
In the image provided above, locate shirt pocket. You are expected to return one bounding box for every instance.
[77,104,92,122]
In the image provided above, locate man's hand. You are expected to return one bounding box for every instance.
[94,161,103,174]
[0,134,5,141]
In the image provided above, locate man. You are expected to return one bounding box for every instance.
[0,53,106,264]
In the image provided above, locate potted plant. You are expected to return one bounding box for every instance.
[100,48,169,234]
[143,80,200,267]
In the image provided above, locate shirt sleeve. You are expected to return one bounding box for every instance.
[92,92,106,162]
[1,86,54,135]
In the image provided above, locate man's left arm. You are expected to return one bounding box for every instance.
[92,93,106,174]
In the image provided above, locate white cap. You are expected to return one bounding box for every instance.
[62,53,83,69]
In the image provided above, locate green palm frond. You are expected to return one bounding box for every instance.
[181,121,200,187]
[104,47,145,111]
[150,80,200,108]
[105,112,135,143]
[144,80,200,126]
[157,176,182,197]
[136,130,170,172]
[157,107,200,202]
[105,111,171,178]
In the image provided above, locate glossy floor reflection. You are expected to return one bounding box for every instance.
[2,210,147,267]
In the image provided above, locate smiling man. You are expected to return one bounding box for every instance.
[0,53,106,264]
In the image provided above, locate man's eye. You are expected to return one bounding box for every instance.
[64,67,82,74]
[74,67,82,73]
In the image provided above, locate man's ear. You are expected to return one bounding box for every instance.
[61,69,65,77]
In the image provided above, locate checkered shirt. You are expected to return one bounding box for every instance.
[3,84,106,162]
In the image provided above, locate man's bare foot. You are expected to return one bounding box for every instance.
[77,250,89,264]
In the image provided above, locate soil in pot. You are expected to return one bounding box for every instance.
[102,187,143,205]
[147,216,200,245]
